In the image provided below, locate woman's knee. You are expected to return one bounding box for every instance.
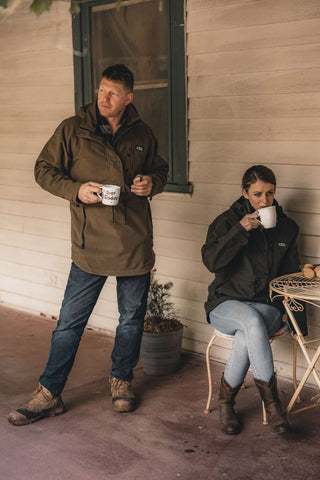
[242,312,265,333]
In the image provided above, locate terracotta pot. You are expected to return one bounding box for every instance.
[141,328,183,375]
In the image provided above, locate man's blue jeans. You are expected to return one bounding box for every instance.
[209,300,283,388]
[39,262,150,397]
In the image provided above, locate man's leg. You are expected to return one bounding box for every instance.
[109,272,150,412]
[8,262,106,425]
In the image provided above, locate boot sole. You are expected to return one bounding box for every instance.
[8,405,66,426]
[270,426,290,435]
[113,403,136,413]
[222,428,241,435]
[265,417,290,435]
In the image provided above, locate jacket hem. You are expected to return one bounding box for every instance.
[71,258,154,277]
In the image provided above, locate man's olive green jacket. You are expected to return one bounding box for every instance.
[34,102,168,276]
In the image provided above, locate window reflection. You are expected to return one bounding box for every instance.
[91,0,168,160]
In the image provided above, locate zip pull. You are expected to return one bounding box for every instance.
[81,207,87,249]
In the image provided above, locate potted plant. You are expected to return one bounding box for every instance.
[141,272,184,375]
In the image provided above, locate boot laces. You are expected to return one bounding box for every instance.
[110,377,131,396]
[24,385,55,411]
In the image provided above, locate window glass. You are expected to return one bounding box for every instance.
[72,0,190,192]
[90,1,168,160]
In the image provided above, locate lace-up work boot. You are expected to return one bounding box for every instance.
[254,373,290,435]
[8,384,65,426]
[109,376,136,413]
[219,375,242,435]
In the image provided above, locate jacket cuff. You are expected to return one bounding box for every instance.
[147,174,165,197]
[70,182,83,205]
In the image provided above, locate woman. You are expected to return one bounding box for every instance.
[202,165,307,435]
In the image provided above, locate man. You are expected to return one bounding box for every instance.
[8,64,168,426]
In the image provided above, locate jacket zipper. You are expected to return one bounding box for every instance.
[81,207,87,249]
[265,242,274,304]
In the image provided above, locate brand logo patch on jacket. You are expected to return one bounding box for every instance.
[136,145,144,152]
[277,242,286,247]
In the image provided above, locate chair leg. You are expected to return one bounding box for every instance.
[262,400,268,425]
[204,334,217,413]
[293,339,298,390]
[293,339,302,403]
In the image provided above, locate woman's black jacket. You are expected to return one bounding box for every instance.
[201,196,307,336]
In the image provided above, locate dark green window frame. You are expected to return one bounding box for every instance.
[72,0,191,193]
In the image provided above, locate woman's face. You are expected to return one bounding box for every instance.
[243,179,276,211]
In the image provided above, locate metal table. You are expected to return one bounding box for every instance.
[270,273,320,414]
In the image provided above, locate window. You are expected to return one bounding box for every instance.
[72,0,191,193]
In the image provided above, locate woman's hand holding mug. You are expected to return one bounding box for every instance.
[240,213,261,231]
[240,206,277,231]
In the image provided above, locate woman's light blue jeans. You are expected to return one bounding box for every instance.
[39,262,150,397]
[209,300,283,388]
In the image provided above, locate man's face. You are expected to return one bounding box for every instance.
[97,77,133,120]
[243,179,276,211]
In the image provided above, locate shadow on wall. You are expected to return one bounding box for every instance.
[278,189,319,264]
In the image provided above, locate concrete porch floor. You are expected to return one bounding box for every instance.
[1,304,320,480]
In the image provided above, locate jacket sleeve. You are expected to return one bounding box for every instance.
[143,133,168,196]
[278,232,300,276]
[277,226,308,336]
[201,213,250,273]
[34,121,82,204]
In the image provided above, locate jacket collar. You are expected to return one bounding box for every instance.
[77,101,141,133]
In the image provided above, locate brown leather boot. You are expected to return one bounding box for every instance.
[254,373,290,434]
[219,375,242,435]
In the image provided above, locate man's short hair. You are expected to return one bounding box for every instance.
[101,64,134,93]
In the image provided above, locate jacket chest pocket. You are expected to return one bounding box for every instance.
[119,145,146,184]
[127,144,146,179]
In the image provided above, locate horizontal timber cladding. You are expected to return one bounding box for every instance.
[0,3,79,322]
[188,163,320,190]
[188,44,320,76]
[188,118,320,141]
[188,140,320,165]
[186,0,320,382]
[189,93,320,119]
[188,68,320,98]
[187,0,320,32]
[187,18,320,55]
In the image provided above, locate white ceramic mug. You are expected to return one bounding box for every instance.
[257,205,277,229]
[97,185,121,206]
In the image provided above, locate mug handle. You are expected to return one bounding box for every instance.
[96,186,103,200]
[255,209,261,221]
